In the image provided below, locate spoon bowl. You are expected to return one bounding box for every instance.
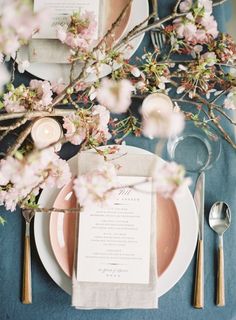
[209,202,231,236]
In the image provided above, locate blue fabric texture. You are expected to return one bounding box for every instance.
[1,1,236,319]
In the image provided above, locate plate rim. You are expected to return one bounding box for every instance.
[34,145,198,297]
[18,0,149,82]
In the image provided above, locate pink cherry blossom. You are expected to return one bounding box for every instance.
[56,11,97,50]
[200,15,218,39]
[174,0,218,44]
[92,105,111,141]
[63,105,111,146]
[224,88,236,110]
[29,80,53,110]
[0,149,71,211]
[51,79,66,95]
[0,0,47,56]
[63,113,87,145]
[73,162,118,207]
[201,52,217,66]
[179,0,193,12]
[3,91,26,113]
[198,0,213,14]
[152,161,192,199]
[96,78,134,114]
[176,21,197,42]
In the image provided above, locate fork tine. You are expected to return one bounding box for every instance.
[153,29,164,51]
[151,31,159,49]
[155,32,162,50]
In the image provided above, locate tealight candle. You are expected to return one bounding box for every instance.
[141,93,173,117]
[31,117,63,149]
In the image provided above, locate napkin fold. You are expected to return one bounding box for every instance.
[72,152,159,309]
[29,40,70,64]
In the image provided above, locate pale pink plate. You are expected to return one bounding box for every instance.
[50,181,180,278]
[35,145,198,298]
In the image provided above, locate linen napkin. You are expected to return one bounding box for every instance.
[72,152,158,309]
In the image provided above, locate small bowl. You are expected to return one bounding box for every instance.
[167,121,222,172]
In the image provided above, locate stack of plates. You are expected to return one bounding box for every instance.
[34,145,198,297]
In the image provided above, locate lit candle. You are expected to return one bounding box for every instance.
[141,93,173,117]
[31,117,63,149]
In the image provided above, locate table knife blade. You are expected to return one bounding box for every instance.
[194,172,205,241]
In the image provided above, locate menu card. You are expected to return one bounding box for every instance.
[33,0,101,39]
[77,176,152,284]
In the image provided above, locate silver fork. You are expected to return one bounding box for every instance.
[22,209,35,304]
[150,0,165,51]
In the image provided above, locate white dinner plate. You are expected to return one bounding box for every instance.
[18,0,149,82]
[34,145,198,297]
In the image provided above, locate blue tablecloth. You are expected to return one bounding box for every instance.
[1,1,236,319]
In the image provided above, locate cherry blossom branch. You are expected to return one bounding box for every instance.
[213,105,236,125]
[0,116,29,142]
[0,108,75,121]
[51,0,133,107]
[213,0,228,6]
[209,107,236,147]
[174,0,182,13]
[195,95,236,148]
[21,207,80,213]
[114,12,186,51]
[6,121,35,156]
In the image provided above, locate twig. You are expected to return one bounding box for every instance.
[0,109,75,121]
[51,0,133,108]
[208,106,236,148]
[174,0,182,13]
[213,0,228,6]
[114,12,186,51]
[210,89,229,104]
[0,116,29,142]
[6,121,36,156]
[27,207,80,213]
[212,105,236,125]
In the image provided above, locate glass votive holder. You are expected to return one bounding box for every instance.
[166,121,222,172]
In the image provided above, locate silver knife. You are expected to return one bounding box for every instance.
[193,172,205,309]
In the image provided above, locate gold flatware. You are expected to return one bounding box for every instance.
[193,172,205,309]
[22,209,34,304]
[209,202,231,307]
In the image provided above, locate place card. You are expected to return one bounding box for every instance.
[33,0,101,39]
[77,176,152,284]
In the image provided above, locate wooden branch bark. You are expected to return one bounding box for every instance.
[213,0,228,7]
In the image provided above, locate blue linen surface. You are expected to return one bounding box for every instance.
[1,1,236,319]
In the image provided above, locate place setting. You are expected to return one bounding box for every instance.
[0,0,236,319]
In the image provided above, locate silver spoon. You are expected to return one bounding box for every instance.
[209,202,231,307]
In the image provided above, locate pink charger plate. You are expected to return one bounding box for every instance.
[49,180,180,278]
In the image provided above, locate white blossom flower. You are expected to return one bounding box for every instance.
[96,78,134,114]
[73,162,118,207]
[152,161,192,198]
[0,149,71,211]
[224,88,236,110]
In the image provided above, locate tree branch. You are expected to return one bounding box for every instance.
[174,0,182,13]
[6,122,35,156]
[51,0,133,107]
[213,0,228,7]
[0,109,75,121]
